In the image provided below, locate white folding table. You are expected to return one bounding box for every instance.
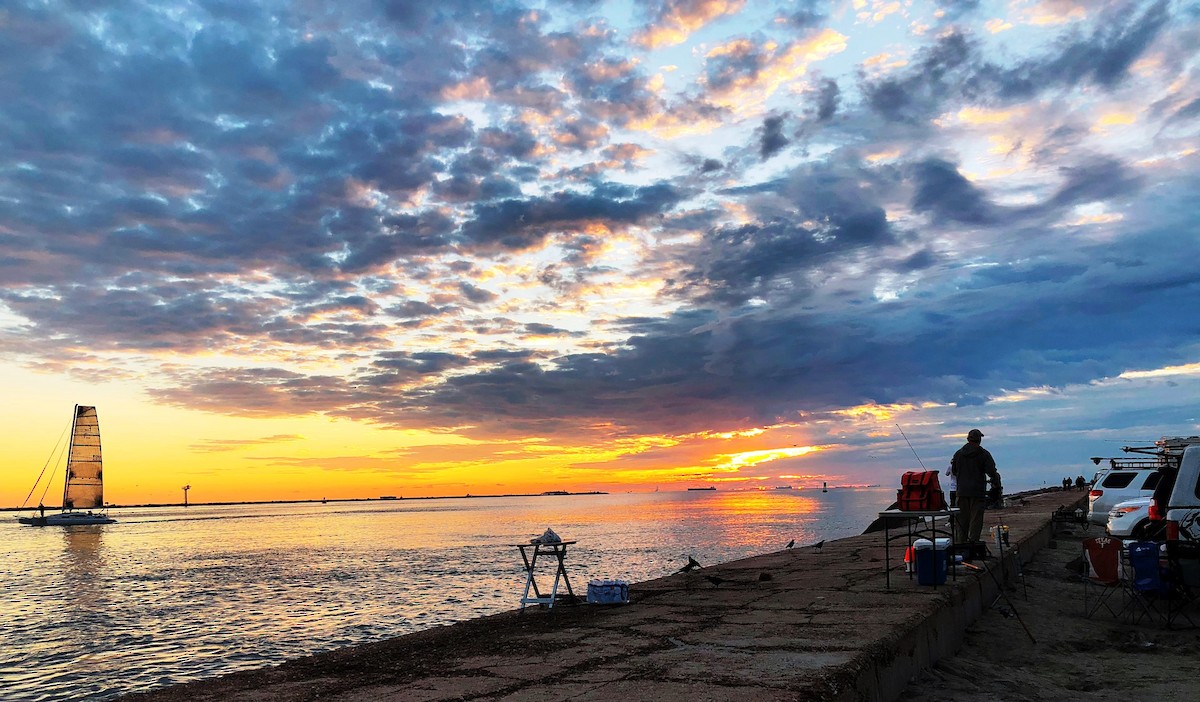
[514,540,578,610]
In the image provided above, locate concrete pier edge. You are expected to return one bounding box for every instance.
[856,498,1066,701]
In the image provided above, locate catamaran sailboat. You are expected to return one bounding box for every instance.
[18,405,116,526]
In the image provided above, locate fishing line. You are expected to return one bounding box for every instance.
[896,424,928,471]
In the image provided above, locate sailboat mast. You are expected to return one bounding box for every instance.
[63,404,80,509]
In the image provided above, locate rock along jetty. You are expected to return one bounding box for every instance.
[121,491,1080,702]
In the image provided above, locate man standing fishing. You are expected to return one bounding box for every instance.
[950,429,1001,548]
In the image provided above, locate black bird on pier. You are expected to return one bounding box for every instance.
[785,539,795,549]
[679,556,703,573]
[812,539,825,552]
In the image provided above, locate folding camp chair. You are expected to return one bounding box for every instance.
[1082,536,1123,618]
[1166,540,1200,629]
[1122,540,1167,625]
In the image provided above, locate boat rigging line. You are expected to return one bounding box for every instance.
[20,421,71,509]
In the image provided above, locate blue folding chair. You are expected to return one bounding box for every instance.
[1123,541,1167,625]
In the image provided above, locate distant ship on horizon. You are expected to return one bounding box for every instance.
[687,486,717,491]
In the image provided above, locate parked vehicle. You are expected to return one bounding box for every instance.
[1160,445,1200,543]
[1094,436,1200,532]
[1088,464,1162,526]
[1107,497,1163,540]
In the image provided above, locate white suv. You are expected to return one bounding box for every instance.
[1107,497,1161,539]
[1088,467,1163,526]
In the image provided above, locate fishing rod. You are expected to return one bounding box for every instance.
[895,424,928,471]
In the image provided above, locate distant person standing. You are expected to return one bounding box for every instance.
[944,461,958,507]
[1075,475,1086,491]
[950,429,1001,546]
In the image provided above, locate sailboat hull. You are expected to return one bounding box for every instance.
[17,511,116,526]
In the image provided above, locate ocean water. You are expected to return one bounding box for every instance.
[1,488,893,702]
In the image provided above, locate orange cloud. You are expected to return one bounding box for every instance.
[703,29,847,112]
[634,0,746,50]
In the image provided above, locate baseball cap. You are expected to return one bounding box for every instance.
[967,429,984,441]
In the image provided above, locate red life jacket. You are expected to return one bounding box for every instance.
[896,470,948,511]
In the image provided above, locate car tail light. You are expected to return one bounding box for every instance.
[1167,520,1180,541]
[1089,489,1103,498]
[1112,505,1141,516]
[1149,499,1163,521]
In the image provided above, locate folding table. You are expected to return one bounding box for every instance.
[514,540,578,610]
[877,509,957,589]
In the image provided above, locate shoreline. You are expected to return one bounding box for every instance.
[3,485,904,512]
[120,490,1093,702]
[0,491,613,512]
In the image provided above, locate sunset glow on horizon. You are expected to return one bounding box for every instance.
[4,1,1200,507]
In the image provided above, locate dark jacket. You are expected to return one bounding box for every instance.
[951,442,999,499]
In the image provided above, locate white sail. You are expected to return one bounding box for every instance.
[63,405,104,510]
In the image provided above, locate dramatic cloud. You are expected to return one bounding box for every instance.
[3,0,1199,497]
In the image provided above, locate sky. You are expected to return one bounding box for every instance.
[3,0,1200,507]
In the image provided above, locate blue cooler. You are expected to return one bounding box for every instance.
[587,579,630,604]
[914,538,948,585]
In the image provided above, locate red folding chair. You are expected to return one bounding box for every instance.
[1082,536,1123,618]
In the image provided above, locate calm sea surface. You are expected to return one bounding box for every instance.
[2,488,893,702]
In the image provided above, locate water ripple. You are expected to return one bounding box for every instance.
[1,489,889,701]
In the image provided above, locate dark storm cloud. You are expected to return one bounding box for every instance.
[1045,157,1143,209]
[863,2,1170,125]
[910,156,1144,227]
[563,57,662,125]
[862,31,977,124]
[678,211,890,306]
[758,114,790,160]
[702,37,773,95]
[387,299,453,321]
[523,322,576,337]
[461,228,1200,432]
[339,211,458,273]
[910,158,997,225]
[897,249,938,273]
[672,160,895,306]
[370,351,474,379]
[1172,97,1200,122]
[461,1,611,96]
[0,285,267,351]
[813,78,840,121]
[984,0,1171,99]
[459,183,684,250]
[146,203,1200,438]
[479,125,541,160]
[458,282,499,305]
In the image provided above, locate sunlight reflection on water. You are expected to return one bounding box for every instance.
[1,488,892,701]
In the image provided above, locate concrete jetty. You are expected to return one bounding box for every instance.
[122,490,1084,702]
